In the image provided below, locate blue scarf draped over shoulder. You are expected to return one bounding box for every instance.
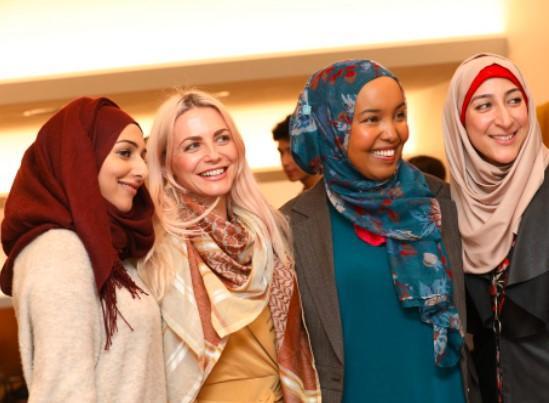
[290,59,463,367]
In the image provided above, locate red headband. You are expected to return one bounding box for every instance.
[460,63,528,125]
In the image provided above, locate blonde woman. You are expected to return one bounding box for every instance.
[139,90,320,403]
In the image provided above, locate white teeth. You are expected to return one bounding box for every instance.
[200,168,224,177]
[492,134,514,141]
[372,149,395,157]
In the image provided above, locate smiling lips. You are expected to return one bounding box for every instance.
[489,132,516,144]
[199,167,227,179]
[371,148,397,160]
[119,181,140,195]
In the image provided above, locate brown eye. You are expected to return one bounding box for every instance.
[474,102,491,112]
[395,110,407,121]
[361,115,379,124]
[508,96,523,106]
[183,142,200,152]
[116,149,132,159]
[215,132,231,144]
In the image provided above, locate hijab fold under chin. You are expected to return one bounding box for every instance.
[443,53,549,274]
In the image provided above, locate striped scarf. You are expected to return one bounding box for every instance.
[161,197,320,402]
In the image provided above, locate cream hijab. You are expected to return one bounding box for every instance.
[443,53,549,274]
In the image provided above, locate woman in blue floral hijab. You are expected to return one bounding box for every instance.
[282,60,478,403]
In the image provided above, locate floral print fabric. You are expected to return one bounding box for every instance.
[290,59,463,367]
[490,241,514,403]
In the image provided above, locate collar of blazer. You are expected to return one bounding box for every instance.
[509,167,549,285]
[282,175,464,365]
[283,180,344,362]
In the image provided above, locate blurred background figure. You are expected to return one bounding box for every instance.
[272,115,321,191]
[408,155,447,181]
[536,102,549,146]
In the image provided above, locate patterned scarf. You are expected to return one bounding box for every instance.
[290,59,463,367]
[161,196,320,402]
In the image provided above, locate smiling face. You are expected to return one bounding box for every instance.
[347,76,408,181]
[98,123,148,212]
[171,107,238,207]
[464,77,529,165]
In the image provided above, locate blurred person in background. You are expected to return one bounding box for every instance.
[408,155,447,181]
[272,114,321,191]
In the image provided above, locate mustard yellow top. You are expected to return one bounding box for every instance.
[196,306,283,403]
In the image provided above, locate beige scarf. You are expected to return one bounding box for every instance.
[161,197,320,402]
[443,53,549,274]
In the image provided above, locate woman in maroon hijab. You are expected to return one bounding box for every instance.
[0,97,166,402]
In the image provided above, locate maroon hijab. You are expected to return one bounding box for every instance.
[1,97,155,348]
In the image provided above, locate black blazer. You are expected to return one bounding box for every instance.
[467,167,549,403]
[282,176,481,403]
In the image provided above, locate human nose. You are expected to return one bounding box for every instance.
[204,143,222,162]
[495,104,513,128]
[281,151,293,167]
[133,155,148,181]
[380,121,399,143]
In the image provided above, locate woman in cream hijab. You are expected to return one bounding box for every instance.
[443,53,549,403]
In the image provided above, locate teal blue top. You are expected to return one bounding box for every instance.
[329,204,465,403]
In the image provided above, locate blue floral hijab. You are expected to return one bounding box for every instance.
[290,59,463,367]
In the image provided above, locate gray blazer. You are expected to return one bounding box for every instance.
[282,176,481,403]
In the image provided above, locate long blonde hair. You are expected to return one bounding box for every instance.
[139,89,293,300]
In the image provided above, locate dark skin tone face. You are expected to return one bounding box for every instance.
[347,77,408,181]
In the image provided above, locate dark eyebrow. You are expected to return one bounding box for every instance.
[357,102,406,116]
[505,88,521,96]
[213,128,230,136]
[179,135,202,144]
[116,139,139,147]
[179,129,230,146]
[358,108,381,116]
[470,94,491,103]
[471,88,521,103]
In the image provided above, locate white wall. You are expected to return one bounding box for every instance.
[6,0,549,208]
[505,0,549,104]
[0,0,503,81]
